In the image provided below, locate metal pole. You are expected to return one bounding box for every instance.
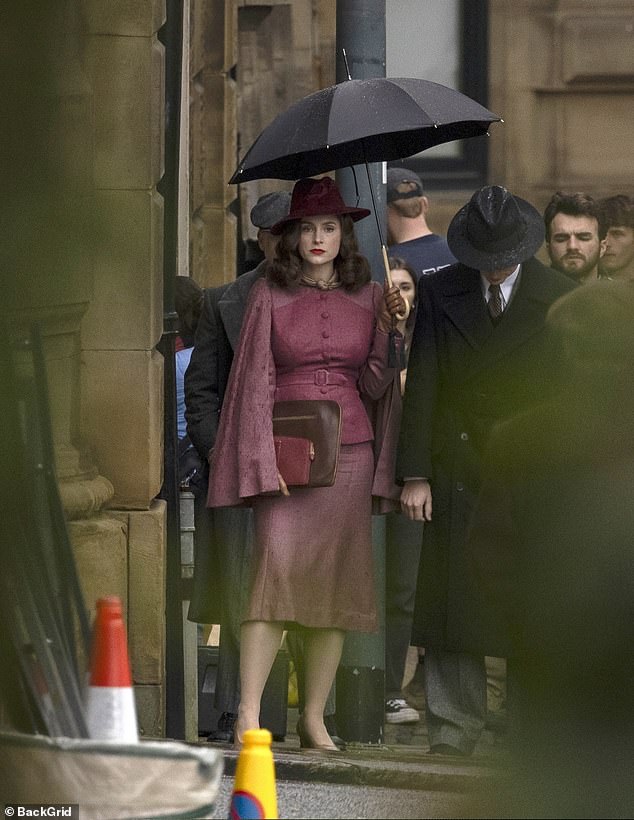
[335,0,387,285]
[158,0,185,740]
[335,0,387,745]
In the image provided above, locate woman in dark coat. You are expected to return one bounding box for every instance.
[207,177,404,749]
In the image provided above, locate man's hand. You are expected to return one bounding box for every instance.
[400,479,432,521]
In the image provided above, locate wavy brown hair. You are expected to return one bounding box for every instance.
[266,215,371,291]
[544,191,606,241]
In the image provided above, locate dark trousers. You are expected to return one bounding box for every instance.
[385,512,423,699]
[188,470,253,717]
[212,506,253,714]
[424,649,487,754]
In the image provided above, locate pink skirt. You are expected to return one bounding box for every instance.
[246,442,378,632]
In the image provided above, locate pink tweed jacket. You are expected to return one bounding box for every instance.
[207,278,402,510]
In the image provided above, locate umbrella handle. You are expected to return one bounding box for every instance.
[382,245,409,322]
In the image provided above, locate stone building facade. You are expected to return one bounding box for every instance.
[6,1,167,737]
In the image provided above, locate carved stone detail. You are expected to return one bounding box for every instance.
[59,473,115,521]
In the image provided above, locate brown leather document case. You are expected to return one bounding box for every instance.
[272,400,342,488]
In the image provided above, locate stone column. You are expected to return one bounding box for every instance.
[190,0,238,288]
[80,0,168,736]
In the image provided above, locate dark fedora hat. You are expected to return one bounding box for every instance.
[447,185,545,270]
[270,176,370,235]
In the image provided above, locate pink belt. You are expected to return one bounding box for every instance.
[276,368,356,388]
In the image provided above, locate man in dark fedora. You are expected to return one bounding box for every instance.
[396,185,577,756]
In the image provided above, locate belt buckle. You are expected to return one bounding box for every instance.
[315,369,328,386]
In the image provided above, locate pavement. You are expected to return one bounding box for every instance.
[204,663,509,796]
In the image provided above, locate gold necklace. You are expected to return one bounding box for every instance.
[300,271,342,290]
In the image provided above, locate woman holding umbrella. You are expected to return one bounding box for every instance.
[207,176,405,750]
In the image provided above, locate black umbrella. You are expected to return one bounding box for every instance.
[229,76,501,184]
[230,69,502,332]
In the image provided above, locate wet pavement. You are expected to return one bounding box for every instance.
[203,662,509,798]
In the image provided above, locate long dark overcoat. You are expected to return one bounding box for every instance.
[464,383,634,817]
[396,257,576,652]
[185,264,264,623]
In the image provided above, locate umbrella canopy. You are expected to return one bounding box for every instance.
[229,77,501,184]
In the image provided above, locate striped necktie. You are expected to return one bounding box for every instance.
[488,283,503,322]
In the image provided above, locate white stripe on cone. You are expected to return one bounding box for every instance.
[85,685,139,742]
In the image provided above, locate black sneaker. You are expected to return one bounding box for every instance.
[385,697,420,724]
[206,711,237,743]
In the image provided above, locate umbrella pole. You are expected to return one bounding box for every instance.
[362,160,408,320]
[362,160,392,284]
[343,49,406,319]
[380,244,393,287]
[362,160,407,372]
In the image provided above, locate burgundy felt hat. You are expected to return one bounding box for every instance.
[270,176,370,234]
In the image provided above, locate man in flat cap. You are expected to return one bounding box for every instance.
[397,185,576,756]
[185,191,291,742]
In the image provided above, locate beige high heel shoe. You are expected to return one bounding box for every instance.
[296,715,340,752]
[233,716,257,750]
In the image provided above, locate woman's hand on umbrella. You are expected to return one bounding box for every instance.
[378,284,407,331]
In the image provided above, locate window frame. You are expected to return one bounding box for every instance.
[396,0,491,191]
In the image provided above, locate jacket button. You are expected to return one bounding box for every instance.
[320,387,328,395]
[460,432,469,441]
[321,312,329,319]
[456,482,464,492]
[322,331,330,338]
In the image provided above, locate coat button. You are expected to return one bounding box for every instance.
[322,331,329,338]
[456,482,464,492]
[320,387,328,394]
[460,432,469,441]
[321,311,329,319]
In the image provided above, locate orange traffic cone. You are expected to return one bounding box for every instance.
[229,729,278,819]
[85,596,139,742]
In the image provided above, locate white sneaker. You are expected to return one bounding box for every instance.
[385,697,420,724]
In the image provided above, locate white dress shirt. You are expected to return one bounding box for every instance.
[480,264,521,311]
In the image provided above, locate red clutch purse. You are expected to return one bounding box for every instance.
[273,435,314,487]
[272,400,342,489]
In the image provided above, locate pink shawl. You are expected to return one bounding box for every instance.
[207,279,402,513]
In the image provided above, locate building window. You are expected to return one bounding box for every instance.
[386,0,490,189]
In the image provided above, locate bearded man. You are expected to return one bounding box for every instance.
[544,191,606,283]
